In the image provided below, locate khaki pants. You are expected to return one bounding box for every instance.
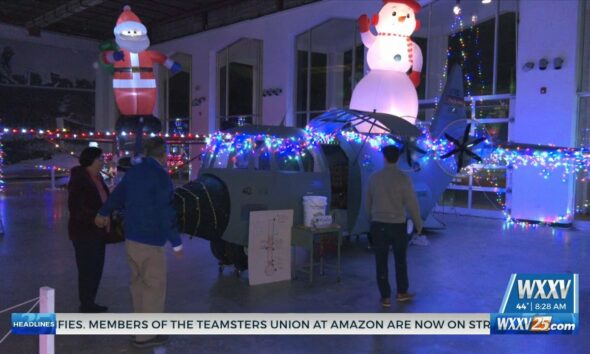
[125,240,166,341]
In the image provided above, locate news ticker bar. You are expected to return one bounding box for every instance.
[14,313,490,335]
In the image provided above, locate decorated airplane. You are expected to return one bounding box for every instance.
[170,0,492,271]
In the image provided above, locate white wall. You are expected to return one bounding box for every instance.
[512,1,579,146]
[0,22,102,129]
[0,22,98,80]
[153,0,386,135]
[509,0,582,223]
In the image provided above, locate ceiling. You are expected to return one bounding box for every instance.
[0,0,320,44]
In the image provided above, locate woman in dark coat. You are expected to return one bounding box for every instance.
[68,147,110,313]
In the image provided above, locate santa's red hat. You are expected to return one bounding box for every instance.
[113,5,147,35]
[383,0,421,13]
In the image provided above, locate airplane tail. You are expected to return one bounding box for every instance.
[429,64,467,139]
[408,64,468,221]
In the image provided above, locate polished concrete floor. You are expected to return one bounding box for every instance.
[0,181,588,354]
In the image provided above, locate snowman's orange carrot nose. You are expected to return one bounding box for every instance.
[398,16,406,22]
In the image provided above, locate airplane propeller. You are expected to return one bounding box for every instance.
[401,138,427,169]
[439,123,486,173]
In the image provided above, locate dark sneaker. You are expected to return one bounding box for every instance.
[132,335,169,348]
[396,293,415,302]
[381,297,391,308]
[79,304,108,313]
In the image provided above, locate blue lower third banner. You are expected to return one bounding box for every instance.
[11,313,56,335]
[490,313,578,335]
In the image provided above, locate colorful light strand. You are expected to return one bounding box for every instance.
[203,131,315,168]
[435,13,487,116]
[34,165,69,173]
[0,128,205,144]
[3,124,589,223]
[0,129,4,193]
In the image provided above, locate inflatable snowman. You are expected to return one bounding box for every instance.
[350,0,423,125]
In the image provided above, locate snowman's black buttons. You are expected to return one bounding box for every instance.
[394,54,402,61]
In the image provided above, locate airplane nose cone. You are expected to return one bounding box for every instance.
[175,175,230,240]
[398,16,406,22]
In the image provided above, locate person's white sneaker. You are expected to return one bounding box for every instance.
[410,234,430,246]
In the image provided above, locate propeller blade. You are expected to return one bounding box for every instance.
[466,137,486,148]
[464,149,483,162]
[440,149,458,159]
[414,146,427,155]
[456,151,465,173]
[444,133,461,146]
[462,124,471,143]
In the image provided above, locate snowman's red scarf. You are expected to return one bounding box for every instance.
[376,32,414,65]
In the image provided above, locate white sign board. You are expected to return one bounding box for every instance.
[248,210,293,286]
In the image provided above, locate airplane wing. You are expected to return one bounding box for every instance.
[308,108,422,138]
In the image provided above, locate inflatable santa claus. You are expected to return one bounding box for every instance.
[101,5,181,117]
[350,0,423,125]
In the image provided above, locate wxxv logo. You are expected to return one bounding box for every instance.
[518,279,571,301]
[490,274,578,335]
[496,315,576,332]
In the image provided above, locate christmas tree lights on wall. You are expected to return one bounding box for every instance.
[435,11,487,117]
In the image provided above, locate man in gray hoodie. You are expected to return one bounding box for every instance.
[366,145,423,307]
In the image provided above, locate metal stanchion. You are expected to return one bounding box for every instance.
[46,167,58,191]
[132,117,145,165]
[39,287,55,354]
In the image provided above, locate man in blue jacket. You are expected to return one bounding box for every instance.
[95,137,182,348]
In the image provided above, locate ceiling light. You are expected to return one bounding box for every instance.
[482,0,492,4]
[453,1,462,15]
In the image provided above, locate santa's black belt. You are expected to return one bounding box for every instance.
[114,67,153,73]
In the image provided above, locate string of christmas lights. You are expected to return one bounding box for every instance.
[34,165,69,173]
[489,147,590,180]
[435,13,487,115]
[339,131,399,149]
[5,126,588,176]
[1,127,205,144]
[472,22,487,98]
[204,131,317,168]
[502,210,574,229]
[2,123,588,222]
[0,129,4,193]
[434,12,460,110]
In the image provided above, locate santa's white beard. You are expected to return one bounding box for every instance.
[116,34,150,53]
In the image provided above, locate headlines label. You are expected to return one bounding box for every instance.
[11,313,56,335]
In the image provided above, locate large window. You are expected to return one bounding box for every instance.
[424,0,517,100]
[295,19,364,127]
[446,12,516,96]
[217,39,262,131]
[576,0,590,221]
[159,52,192,181]
[419,0,517,216]
[295,19,428,127]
